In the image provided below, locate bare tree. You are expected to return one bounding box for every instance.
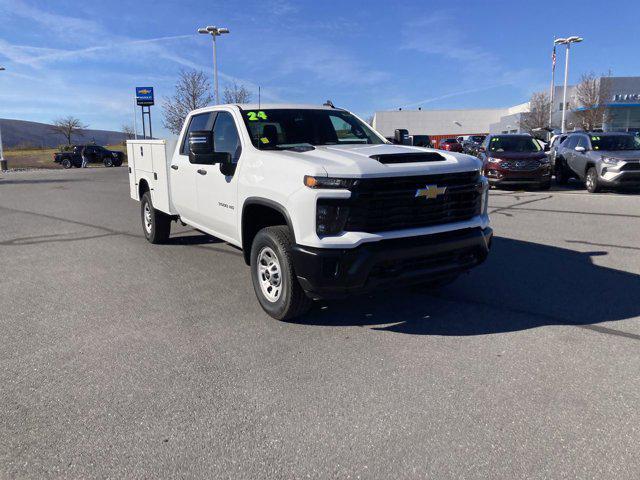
[51,116,88,145]
[162,70,213,135]
[121,124,136,140]
[518,92,552,133]
[222,82,252,104]
[574,72,611,130]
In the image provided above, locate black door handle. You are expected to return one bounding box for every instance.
[171,165,179,170]
[197,169,207,175]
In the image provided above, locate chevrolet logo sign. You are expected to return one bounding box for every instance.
[138,89,151,95]
[415,184,447,199]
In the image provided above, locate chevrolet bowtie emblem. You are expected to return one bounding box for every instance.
[415,184,447,199]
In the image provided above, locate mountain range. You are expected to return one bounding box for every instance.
[0,118,128,148]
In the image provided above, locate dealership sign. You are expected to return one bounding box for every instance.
[136,87,154,106]
[612,93,640,102]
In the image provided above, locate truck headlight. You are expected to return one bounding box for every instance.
[316,201,350,236]
[480,178,489,215]
[304,176,355,189]
[602,156,621,165]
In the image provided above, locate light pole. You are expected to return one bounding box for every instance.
[197,25,230,104]
[555,36,583,133]
[0,66,6,171]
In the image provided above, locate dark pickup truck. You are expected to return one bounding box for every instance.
[54,145,125,169]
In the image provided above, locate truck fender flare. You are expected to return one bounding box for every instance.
[241,197,296,263]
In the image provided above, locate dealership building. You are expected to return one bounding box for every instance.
[372,76,640,141]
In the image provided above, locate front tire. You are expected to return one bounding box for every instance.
[104,157,114,167]
[585,167,601,193]
[140,191,171,244]
[250,226,312,320]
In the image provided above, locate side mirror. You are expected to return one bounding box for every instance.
[574,146,586,153]
[218,153,236,176]
[189,130,213,164]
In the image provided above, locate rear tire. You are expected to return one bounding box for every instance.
[585,167,601,193]
[141,191,171,244]
[250,226,312,320]
[61,158,72,169]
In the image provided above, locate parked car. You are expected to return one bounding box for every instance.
[410,134,432,147]
[478,134,551,190]
[54,145,125,169]
[462,135,486,155]
[127,103,492,320]
[554,132,640,192]
[547,134,567,174]
[438,138,463,152]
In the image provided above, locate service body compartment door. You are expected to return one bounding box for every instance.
[126,140,174,215]
[126,142,137,200]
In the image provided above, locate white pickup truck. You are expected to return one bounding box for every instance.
[127,103,492,319]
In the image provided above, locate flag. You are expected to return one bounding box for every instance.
[552,46,556,68]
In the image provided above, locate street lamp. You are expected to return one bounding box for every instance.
[197,25,230,104]
[555,36,583,133]
[0,66,6,171]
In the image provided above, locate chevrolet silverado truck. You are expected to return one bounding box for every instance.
[127,104,492,320]
[54,144,125,168]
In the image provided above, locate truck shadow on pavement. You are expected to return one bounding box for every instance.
[290,236,640,338]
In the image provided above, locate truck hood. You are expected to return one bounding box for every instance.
[275,143,482,178]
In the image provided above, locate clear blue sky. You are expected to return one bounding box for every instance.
[1,0,639,137]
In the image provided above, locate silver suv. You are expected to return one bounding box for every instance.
[554,132,640,192]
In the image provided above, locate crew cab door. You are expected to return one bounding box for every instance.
[170,112,216,222]
[193,110,242,242]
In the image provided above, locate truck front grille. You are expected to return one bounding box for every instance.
[341,171,482,233]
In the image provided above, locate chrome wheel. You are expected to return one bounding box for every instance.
[143,202,152,234]
[257,247,282,303]
[586,172,594,190]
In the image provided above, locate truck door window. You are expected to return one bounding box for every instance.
[180,112,216,156]
[212,112,242,162]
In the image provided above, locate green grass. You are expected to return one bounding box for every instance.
[3,145,127,170]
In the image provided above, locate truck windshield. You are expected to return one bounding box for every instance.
[590,134,640,151]
[489,136,541,153]
[240,108,384,150]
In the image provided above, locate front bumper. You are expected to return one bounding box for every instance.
[291,227,493,299]
[600,166,640,187]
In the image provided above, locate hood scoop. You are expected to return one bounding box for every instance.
[370,152,446,164]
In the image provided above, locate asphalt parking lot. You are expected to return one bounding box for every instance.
[1,167,639,479]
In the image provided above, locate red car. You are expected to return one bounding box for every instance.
[439,138,463,152]
[478,134,551,190]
